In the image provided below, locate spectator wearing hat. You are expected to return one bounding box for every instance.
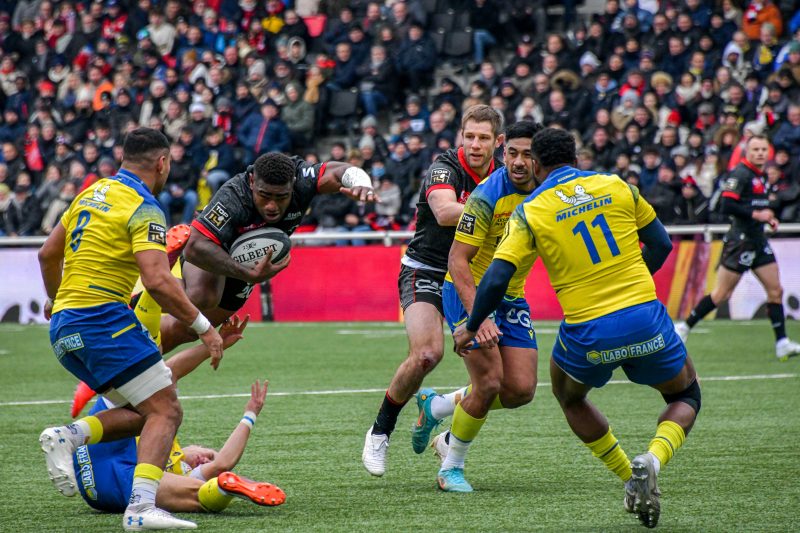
[237,99,290,158]
[188,101,211,140]
[233,82,258,124]
[360,115,390,161]
[433,77,464,111]
[646,160,681,224]
[283,82,315,150]
[345,24,371,67]
[674,175,710,226]
[396,20,437,94]
[357,45,395,117]
[611,90,640,132]
[638,145,663,193]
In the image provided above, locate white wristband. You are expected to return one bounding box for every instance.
[240,410,257,429]
[190,312,212,334]
[341,167,372,189]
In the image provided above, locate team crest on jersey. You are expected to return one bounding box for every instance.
[430,168,451,184]
[752,178,765,195]
[92,183,110,203]
[147,223,166,245]
[204,202,230,230]
[556,185,594,206]
[457,213,476,235]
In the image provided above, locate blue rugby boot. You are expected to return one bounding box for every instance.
[437,467,473,493]
[412,388,442,454]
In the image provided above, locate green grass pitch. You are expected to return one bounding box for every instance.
[0,320,799,532]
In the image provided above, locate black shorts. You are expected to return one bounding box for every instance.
[398,264,445,315]
[719,236,776,274]
[219,277,256,312]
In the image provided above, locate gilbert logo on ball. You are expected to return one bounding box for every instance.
[229,227,292,267]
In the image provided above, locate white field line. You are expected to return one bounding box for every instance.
[0,372,796,407]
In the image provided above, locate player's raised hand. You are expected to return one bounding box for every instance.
[199,327,224,370]
[475,318,502,349]
[245,379,269,416]
[245,249,291,283]
[220,314,251,348]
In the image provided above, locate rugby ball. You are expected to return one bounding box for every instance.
[229,228,291,267]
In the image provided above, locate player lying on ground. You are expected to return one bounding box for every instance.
[46,316,285,523]
[454,128,700,528]
[410,121,544,492]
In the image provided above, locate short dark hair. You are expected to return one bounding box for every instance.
[251,152,296,186]
[506,121,544,142]
[122,128,169,164]
[531,128,577,168]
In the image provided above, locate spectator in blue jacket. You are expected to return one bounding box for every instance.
[237,99,291,158]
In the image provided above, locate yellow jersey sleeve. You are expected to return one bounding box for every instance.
[454,194,493,248]
[629,184,657,229]
[128,202,168,254]
[494,206,537,268]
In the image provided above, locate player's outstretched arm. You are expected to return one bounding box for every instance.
[638,219,673,274]
[167,315,250,381]
[317,161,377,203]
[136,248,224,368]
[38,221,66,320]
[199,379,268,480]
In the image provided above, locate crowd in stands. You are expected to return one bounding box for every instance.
[0,0,799,239]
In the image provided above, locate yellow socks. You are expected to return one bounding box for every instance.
[648,420,686,469]
[134,289,163,346]
[585,428,632,482]
[198,478,234,512]
[81,415,103,444]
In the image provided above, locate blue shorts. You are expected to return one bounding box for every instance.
[50,302,161,393]
[443,281,537,350]
[73,397,135,512]
[552,300,686,388]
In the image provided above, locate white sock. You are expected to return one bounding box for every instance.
[62,420,90,447]
[129,477,160,507]
[441,435,471,470]
[647,452,662,475]
[431,386,469,420]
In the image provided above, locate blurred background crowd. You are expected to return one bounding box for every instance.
[0,0,799,239]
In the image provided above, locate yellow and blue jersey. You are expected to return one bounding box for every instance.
[494,166,657,323]
[446,167,536,299]
[53,169,167,314]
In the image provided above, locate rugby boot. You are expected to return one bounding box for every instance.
[123,504,196,530]
[630,453,661,528]
[39,427,78,497]
[362,427,389,476]
[437,467,473,493]
[217,471,286,506]
[412,388,442,454]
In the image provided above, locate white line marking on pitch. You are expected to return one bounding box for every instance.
[0,373,796,407]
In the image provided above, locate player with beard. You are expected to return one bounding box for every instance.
[362,105,505,477]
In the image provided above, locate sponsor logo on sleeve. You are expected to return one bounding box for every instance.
[302,166,316,178]
[147,223,167,245]
[457,213,476,235]
[204,202,230,230]
[430,168,451,184]
[723,177,738,191]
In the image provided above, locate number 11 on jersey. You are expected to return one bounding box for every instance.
[572,214,620,264]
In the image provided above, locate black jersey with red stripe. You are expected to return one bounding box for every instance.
[405,147,502,271]
[720,159,771,239]
[192,157,325,250]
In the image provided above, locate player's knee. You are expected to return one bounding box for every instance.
[501,381,536,408]
[187,286,219,310]
[766,286,783,302]
[662,379,701,415]
[411,348,443,373]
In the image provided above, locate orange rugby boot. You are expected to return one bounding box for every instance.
[217,471,286,506]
